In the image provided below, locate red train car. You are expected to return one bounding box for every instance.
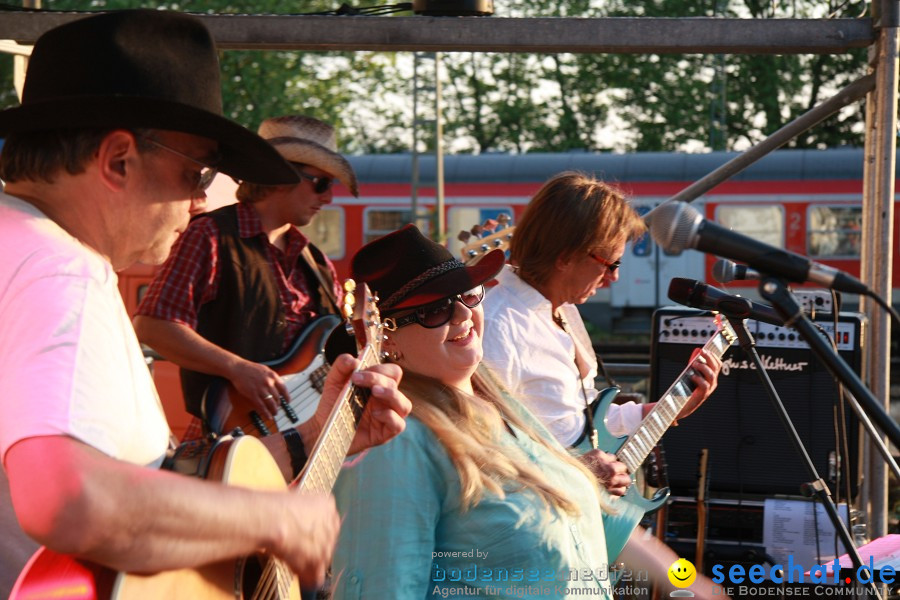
[118,147,888,434]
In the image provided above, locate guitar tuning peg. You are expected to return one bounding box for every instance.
[458,230,471,243]
[497,213,511,226]
[470,224,484,237]
[343,278,356,293]
[482,218,498,233]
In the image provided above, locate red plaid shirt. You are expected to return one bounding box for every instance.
[136,202,342,355]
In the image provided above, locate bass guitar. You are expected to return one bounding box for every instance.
[11,281,384,600]
[575,315,736,561]
[203,314,341,438]
[458,214,514,265]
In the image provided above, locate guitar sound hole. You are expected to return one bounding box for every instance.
[238,554,265,599]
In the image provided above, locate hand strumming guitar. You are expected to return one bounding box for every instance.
[580,449,631,496]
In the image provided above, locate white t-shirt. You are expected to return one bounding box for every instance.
[0,193,169,467]
[482,265,643,447]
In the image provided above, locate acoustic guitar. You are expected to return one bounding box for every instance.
[10,281,384,600]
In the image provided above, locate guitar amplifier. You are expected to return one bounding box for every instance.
[652,308,865,498]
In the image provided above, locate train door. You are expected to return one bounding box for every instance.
[610,201,703,308]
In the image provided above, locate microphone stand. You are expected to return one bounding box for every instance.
[715,303,878,597]
[759,277,900,454]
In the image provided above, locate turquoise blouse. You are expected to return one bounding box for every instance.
[332,393,616,599]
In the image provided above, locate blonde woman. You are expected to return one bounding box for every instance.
[332,225,725,600]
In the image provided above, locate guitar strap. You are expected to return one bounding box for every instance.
[554,311,600,450]
[301,245,341,315]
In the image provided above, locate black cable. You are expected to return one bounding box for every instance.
[867,289,900,332]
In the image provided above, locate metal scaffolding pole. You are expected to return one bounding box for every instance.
[0,14,875,54]
[862,16,899,540]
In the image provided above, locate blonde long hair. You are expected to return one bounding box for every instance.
[399,365,610,515]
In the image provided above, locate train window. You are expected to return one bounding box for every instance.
[300,207,345,259]
[364,208,416,243]
[807,205,861,258]
[715,205,785,248]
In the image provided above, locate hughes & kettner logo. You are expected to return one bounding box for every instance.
[720,355,809,376]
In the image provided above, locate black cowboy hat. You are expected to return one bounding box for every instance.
[352,224,505,312]
[0,9,298,185]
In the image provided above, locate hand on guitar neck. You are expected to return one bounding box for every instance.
[296,354,409,458]
[638,347,722,427]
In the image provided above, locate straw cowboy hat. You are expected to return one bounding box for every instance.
[258,115,360,197]
[0,9,298,185]
[352,224,504,312]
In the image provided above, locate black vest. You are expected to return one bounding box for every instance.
[179,204,333,417]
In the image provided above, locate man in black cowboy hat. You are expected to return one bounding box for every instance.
[0,11,409,596]
[134,114,359,429]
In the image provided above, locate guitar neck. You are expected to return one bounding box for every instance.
[616,321,735,473]
[295,345,375,494]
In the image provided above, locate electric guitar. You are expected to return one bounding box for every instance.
[10,281,384,600]
[458,213,514,265]
[203,314,341,438]
[575,316,736,560]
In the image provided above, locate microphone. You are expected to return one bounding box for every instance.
[712,259,761,283]
[650,202,869,295]
[668,277,785,326]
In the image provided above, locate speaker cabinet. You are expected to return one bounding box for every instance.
[652,308,864,498]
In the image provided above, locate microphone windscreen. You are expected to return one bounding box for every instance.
[712,259,735,283]
[667,277,698,305]
[649,202,703,254]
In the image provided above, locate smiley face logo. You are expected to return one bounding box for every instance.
[667,558,697,588]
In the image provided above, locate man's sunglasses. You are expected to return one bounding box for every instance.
[588,253,621,273]
[296,170,334,194]
[386,286,485,329]
[137,134,219,194]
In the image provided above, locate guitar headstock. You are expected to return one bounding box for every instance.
[713,313,738,346]
[341,279,383,364]
[458,213,514,265]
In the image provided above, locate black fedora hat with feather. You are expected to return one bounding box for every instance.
[0,9,298,185]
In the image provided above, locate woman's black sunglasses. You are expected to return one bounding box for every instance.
[386,286,485,329]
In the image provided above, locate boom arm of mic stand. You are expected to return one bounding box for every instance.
[721,311,873,591]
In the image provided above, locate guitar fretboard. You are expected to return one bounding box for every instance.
[616,320,736,474]
[294,345,375,494]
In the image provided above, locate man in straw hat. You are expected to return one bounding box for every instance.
[0,11,409,596]
[134,114,359,430]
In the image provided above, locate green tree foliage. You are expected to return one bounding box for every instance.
[2,0,412,153]
[2,0,869,153]
[437,0,868,152]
